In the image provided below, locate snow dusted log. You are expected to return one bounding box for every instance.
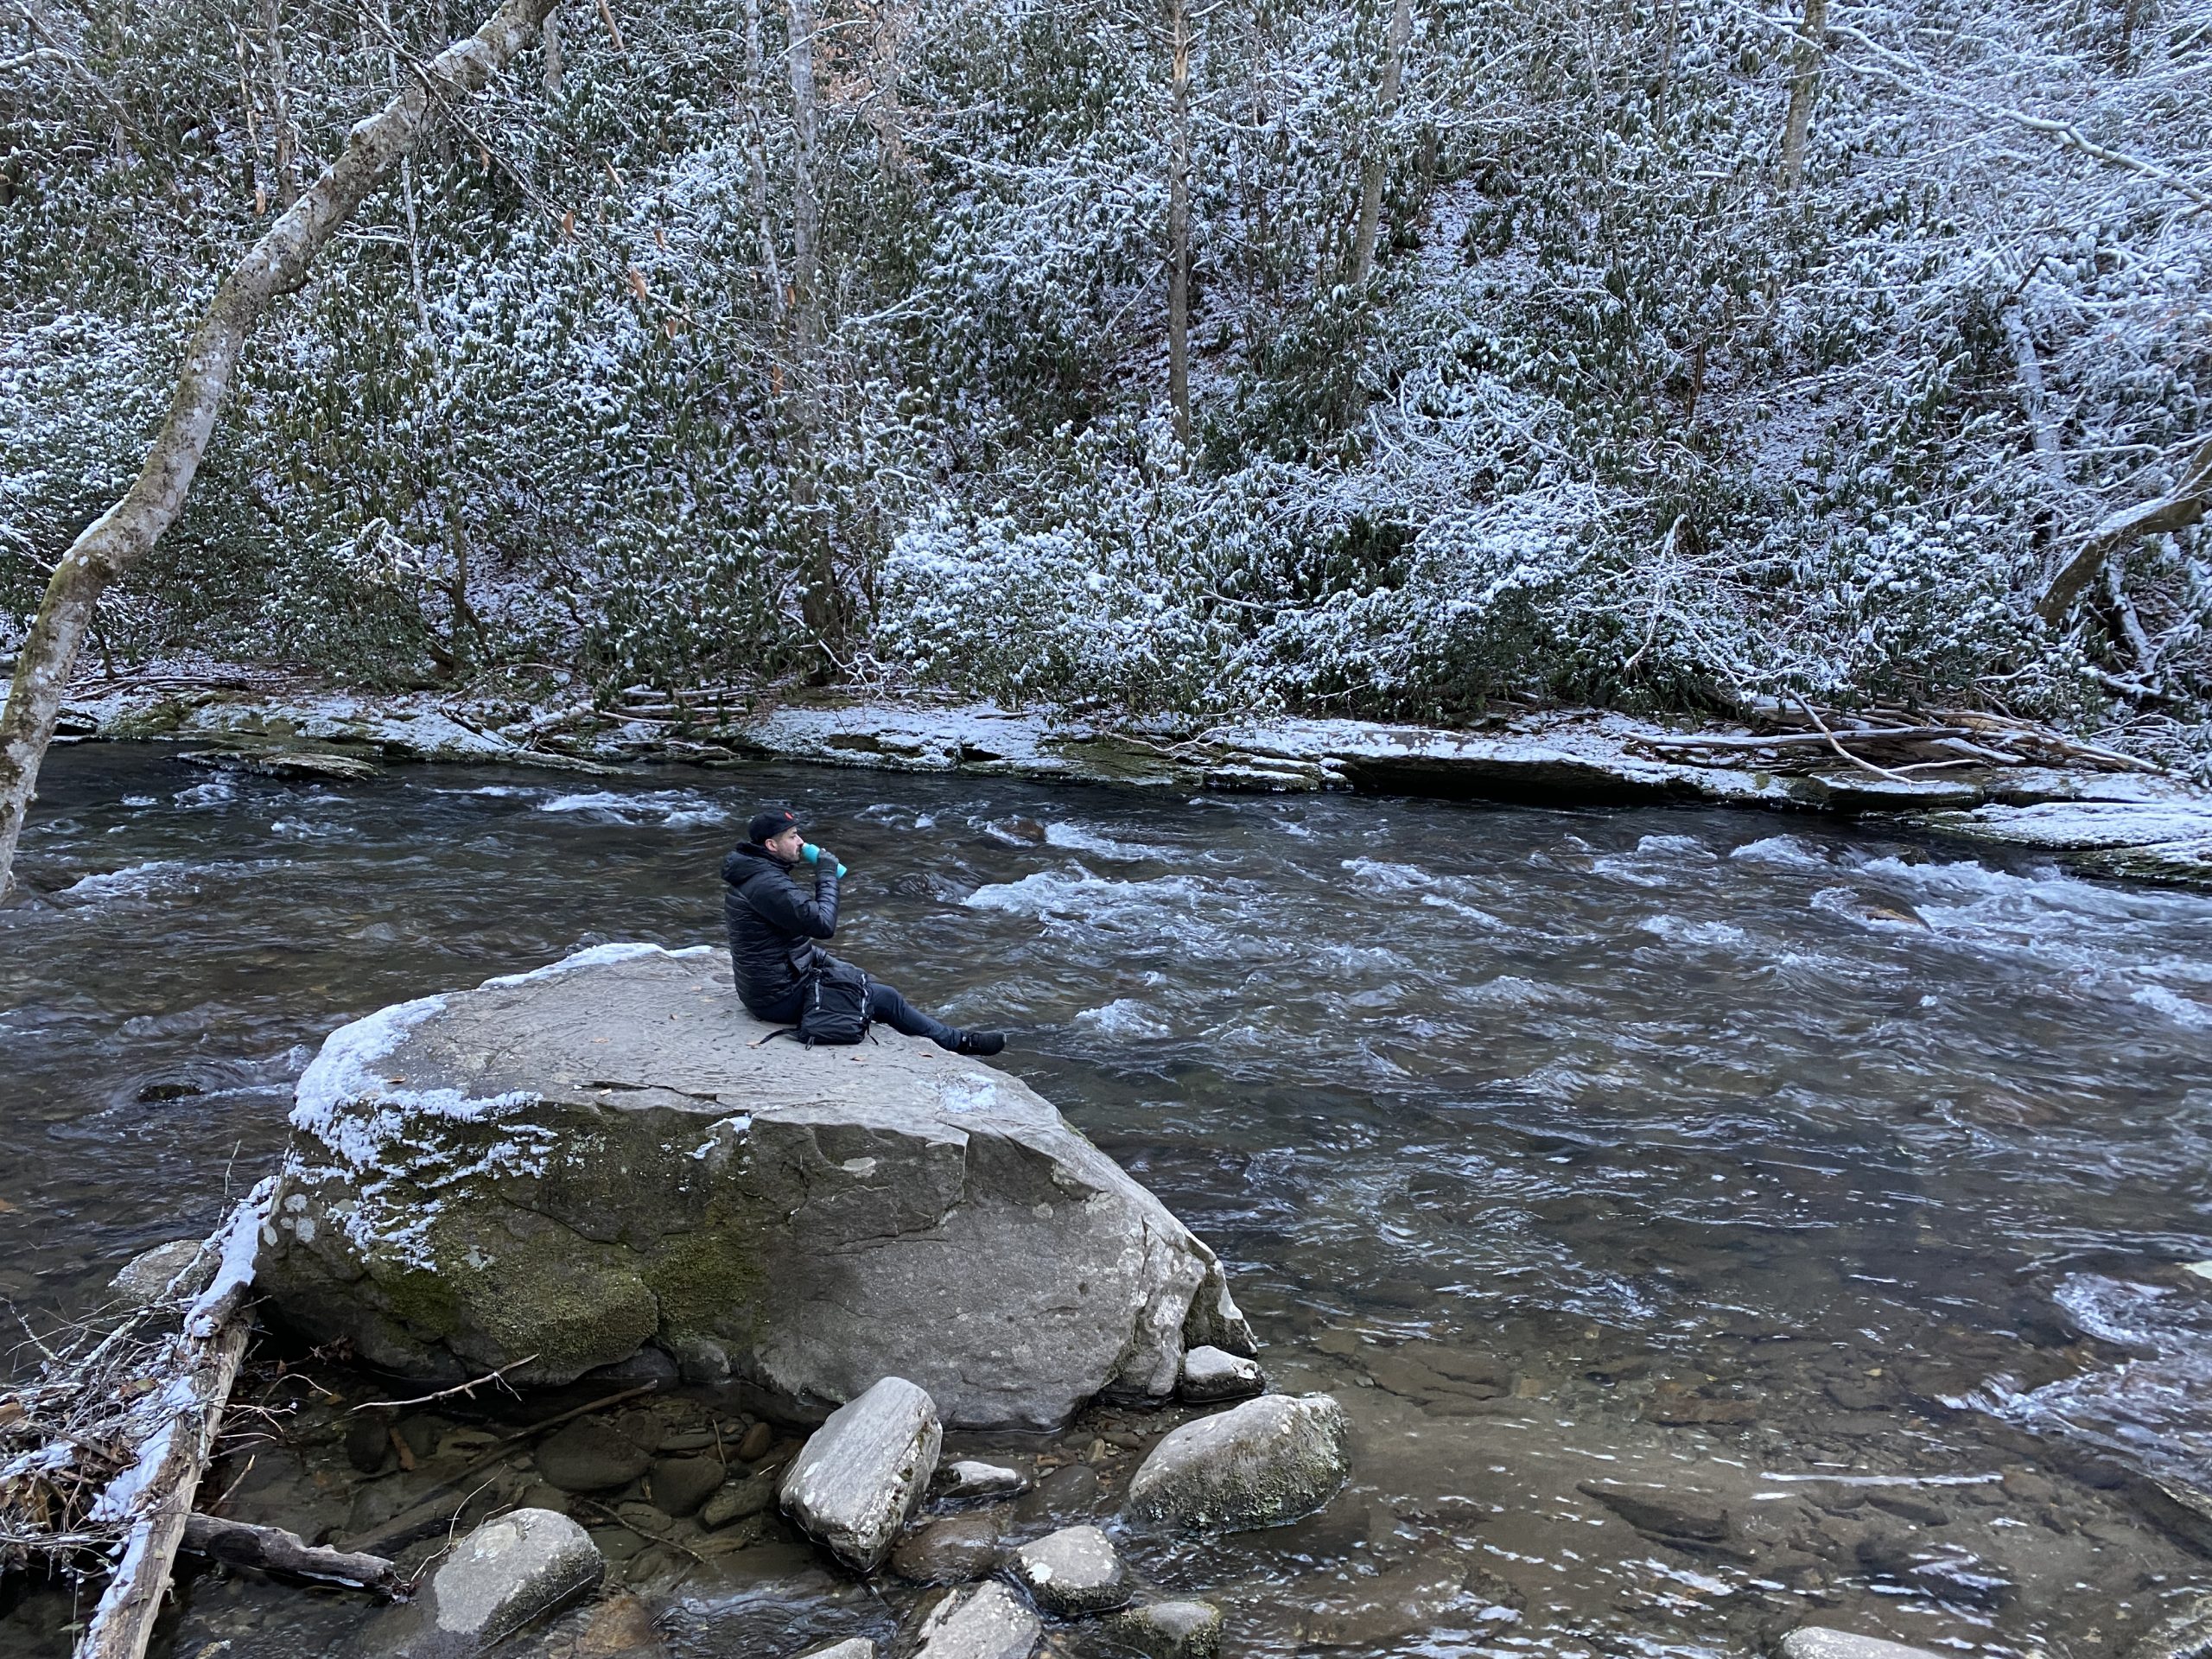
[0,0,562,901]
[2038,435,2212,623]
[181,1515,398,1598]
[75,1186,274,1659]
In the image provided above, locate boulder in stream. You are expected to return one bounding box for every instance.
[257,944,1253,1428]
[1127,1393,1350,1533]
[1778,1630,1947,1659]
[779,1376,943,1573]
[1010,1523,1129,1616]
[1100,1599,1224,1659]
[910,1581,1040,1659]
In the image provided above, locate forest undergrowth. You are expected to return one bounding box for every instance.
[3,0,2209,770]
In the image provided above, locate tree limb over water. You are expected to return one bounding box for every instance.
[0,0,563,899]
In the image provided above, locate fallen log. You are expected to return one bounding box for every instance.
[181,1514,397,1598]
[74,1186,272,1659]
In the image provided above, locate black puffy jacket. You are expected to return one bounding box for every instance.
[721,842,842,1012]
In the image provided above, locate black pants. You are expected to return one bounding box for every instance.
[751,976,961,1049]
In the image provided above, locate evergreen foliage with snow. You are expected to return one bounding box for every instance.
[2,0,2207,753]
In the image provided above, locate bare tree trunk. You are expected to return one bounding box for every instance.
[543,3,562,91]
[1653,0,1681,128]
[1167,0,1192,448]
[865,0,910,176]
[261,0,299,207]
[0,0,562,899]
[181,1516,397,1597]
[1349,0,1412,285]
[1778,0,1826,191]
[783,0,842,654]
[2003,303,2066,494]
[743,0,784,328]
[785,0,822,353]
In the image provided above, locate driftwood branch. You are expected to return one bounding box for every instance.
[73,1185,275,1659]
[346,1355,538,1414]
[0,0,562,899]
[181,1514,397,1598]
[2038,436,2212,622]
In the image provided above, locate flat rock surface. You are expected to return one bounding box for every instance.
[1576,1480,1729,1541]
[260,944,1253,1427]
[535,1421,652,1493]
[1011,1523,1128,1615]
[1778,1629,1947,1659]
[1128,1393,1351,1533]
[910,1581,1040,1659]
[781,1376,943,1573]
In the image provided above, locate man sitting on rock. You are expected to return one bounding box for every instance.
[722,804,1006,1056]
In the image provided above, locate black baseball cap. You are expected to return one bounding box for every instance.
[747,804,806,844]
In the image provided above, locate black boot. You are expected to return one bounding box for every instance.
[955,1029,1006,1057]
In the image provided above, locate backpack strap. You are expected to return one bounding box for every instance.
[749,1027,800,1047]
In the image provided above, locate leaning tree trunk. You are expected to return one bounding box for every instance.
[1348,0,1412,285]
[1777,0,1827,192]
[0,0,562,900]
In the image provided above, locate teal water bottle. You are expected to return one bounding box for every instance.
[802,842,848,877]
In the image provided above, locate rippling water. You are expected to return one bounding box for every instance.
[7,745,2212,1657]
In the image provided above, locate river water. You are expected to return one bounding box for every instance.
[6,744,2212,1657]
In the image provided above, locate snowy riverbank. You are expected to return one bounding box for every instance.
[52,677,2212,887]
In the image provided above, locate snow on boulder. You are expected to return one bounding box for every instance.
[257,944,1254,1428]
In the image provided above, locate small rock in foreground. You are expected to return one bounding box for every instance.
[1179,1345,1265,1403]
[798,1643,878,1659]
[1779,1628,1948,1659]
[1577,1481,1729,1541]
[892,1510,1005,1584]
[416,1507,602,1655]
[1101,1599,1224,1659]
[1127,1393,1349,1533]
[781,1376,944,1573]
[910,1581,1040,1659]
[1012,1523,1129,1616]
[648,1455,724,1516]
[935,1459,1030,1501]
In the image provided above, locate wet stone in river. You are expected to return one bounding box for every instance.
[780,1376,944,1573]
[909,1580,1040,1659]
[404,1507,604,1656]
[1577,1480,1730,1541]
[646,1455,722,1516]
[1778,1628,1948,1659]
[1179,1345,1264,1403]
[1010,1523,1129,1616]
[891,1509,1005,1584]
[935,1459,1029,1500]
[1127,1393,1350,1533]
[700,1468,779,1529]
[1099,1599,1223,1659]
[536,1420,653,1493]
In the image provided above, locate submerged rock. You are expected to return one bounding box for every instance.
[780,1376,943,1573]
[1010,1523,1129,1616]
[910,1581,1039,1659]
[1100,1599,1224,1659]
[535,1421,652,1493]
[891,1510,1005,1584]
[259,944,1253,1427]
[798,1643,878,1659]
[1577,1480,1730,1541]
[700,1469,779,1529]
[1127,1393,1350,1533]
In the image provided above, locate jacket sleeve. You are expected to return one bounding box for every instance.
[744,865,840,939]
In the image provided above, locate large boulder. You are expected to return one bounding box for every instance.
[383,1508,602,1656]
[258,944,1252,1428]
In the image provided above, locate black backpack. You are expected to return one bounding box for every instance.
[789,958,873,1046]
